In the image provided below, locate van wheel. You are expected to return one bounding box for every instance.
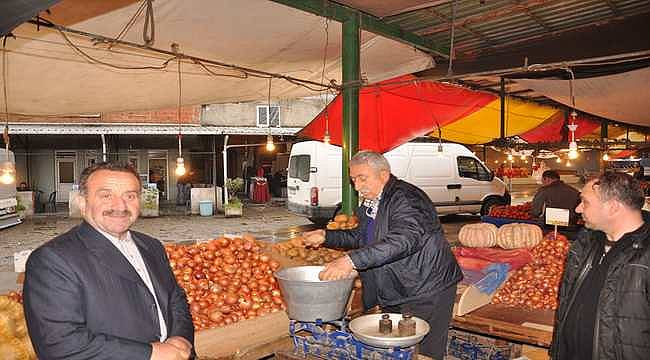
[481,197,504,216]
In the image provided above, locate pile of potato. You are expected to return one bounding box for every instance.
[326,214,359,230]
[0,293,37,360]
[272,236,345,265]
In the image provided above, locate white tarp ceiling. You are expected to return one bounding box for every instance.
[513,67,650,128]
[2,0,433,116]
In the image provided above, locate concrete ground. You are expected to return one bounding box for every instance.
[0,183,544,293]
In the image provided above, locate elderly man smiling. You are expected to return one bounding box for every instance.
[303,150,462,359]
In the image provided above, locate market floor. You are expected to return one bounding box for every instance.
[0,201,482,273]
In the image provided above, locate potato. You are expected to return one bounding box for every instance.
[334,214,349,223]
[326,222,340,230]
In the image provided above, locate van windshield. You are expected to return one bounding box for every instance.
[289,155,310,182]
[457,156,492,181]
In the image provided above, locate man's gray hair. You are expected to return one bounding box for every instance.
[591,172,644,210]
[350,150,391,172]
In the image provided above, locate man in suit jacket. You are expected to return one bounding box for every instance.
[23,162,194,360]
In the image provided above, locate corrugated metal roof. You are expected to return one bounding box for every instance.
[381,0,650,61]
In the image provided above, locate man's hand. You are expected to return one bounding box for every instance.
[319,255,356,281]
[150,341,189,360]
[302,229,326,248]
[165,336,192,357]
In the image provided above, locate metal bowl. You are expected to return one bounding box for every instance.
[348,313,430,348]
[274,266,355,322]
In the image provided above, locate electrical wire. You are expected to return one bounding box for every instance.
[28,19,335,92]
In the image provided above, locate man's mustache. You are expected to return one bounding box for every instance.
[102,210,132,217]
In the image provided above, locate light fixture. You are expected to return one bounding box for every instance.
[172,44,186,178]
[524,160,528,164]
[568,140,579,160]
[520,154,526,160]
[556,157,562,163]
[494,160,499,164]
[602,153,610,161]
[175,157,186,176]
[265,78,275,152]
[0,160,15,185]
[266,134,275,152]
[2,44,15,185]
[507,153,513,161]
[323,110,330,144]
[566,160,572,167]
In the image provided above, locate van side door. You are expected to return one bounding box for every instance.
[456,156,493,213]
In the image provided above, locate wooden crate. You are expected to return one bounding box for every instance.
[195,311,290,358]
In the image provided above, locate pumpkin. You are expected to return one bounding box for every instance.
[458,223,498,247]
[496,223,543,249]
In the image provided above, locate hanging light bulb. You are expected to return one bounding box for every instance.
[175,157,186,176]
[507,153,513,161]
[494,160,499,164]
[567,141,579,160]
[566,160,572,167]
[602,153,609,161]
[0,160,15,185]
[556,157,562,163]
[266,134,275,152]
[520,154,526,160]
[172,45,186,178]
[524,160,528,164]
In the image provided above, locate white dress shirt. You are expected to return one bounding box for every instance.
[97,228,168,342]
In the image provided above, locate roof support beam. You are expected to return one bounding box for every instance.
[268,0,448,58]
[424,8,497,48]
[602,0,621,17]
[511,0,553,32]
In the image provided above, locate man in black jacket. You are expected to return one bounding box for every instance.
[551,172,650,360]
[303,150,462,359]
[530,170,581,224]
[23,162,194,360]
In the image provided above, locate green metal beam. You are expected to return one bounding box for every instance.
[341,13,360,215]
[269,0,448,58]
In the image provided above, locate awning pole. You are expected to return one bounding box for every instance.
[499,77,505,139]
[342,13,360,215]
[223,135,229,205]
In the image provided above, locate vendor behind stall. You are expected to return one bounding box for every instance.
[302,150,462,360]
[530,170,581,224]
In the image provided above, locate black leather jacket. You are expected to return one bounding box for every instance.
[550,211,650,360]
[325,175,462,309]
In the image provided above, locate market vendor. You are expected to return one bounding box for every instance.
[530,170,581,224]
[23,162,194,360]
[303,150,462,359]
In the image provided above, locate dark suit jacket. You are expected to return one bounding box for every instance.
[23,221,195,360]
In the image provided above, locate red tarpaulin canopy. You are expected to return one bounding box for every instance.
[519,112,601,143]
[297,75,495,153]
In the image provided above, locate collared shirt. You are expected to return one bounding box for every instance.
[97,228,168,342]
[362,192,382,220]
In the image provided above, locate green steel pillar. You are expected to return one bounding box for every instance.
[342,13,360,215]
[499,77,505,139]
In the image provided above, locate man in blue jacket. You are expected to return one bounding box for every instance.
[304,150,462,359]
[23,162,194,360]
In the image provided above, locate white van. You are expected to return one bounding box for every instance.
[287,141,510,223]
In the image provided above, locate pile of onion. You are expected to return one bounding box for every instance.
[492,233,569,310]
[165,235,284,331]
